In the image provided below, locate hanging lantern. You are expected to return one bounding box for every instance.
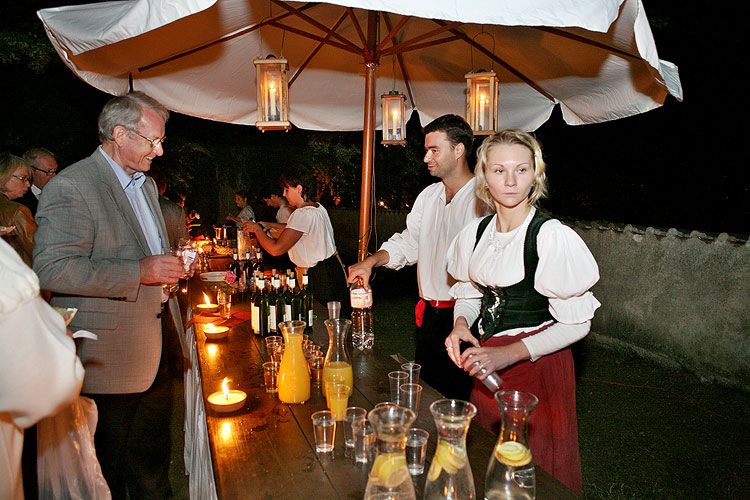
[380,91,406,146]
[465,71,499,135]
[254,56,291,132]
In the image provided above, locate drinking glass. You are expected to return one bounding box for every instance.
[311,411,336,453]
[352,419,375,464]
[343,407,367,448]
[263,361,279,393]
[406,428,429,475]
[401,362,421,385]
[399,383,423,417]
[388,371,409,405]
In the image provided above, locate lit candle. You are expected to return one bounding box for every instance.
[197,292,219,312]
[208,377,247,413]
[204,322,229,339]
[391,110,398,139]
[478,94,487,130]
[268,82,277,120]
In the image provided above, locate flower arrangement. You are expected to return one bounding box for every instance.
[216,270,239,294]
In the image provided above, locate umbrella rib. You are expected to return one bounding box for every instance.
[137,5,317,73]
[346,7,368,48]
[272,0,361,53]
[379,21,463,57]
[289,12,350,88]
[270,21,361,55]
[382,12,416,110]
[534,26,640,60]
[376,15,411,53]
[380,35,462,57]
[432,20,555,102]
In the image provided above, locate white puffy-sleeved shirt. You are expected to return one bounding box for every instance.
[447,207,601,361]
[380,178,484,301]
[285,204,337,268]
[0,239,84,500]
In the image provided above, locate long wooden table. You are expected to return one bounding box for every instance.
[184,276,578,499]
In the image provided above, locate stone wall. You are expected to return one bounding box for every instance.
[328,207,750,390]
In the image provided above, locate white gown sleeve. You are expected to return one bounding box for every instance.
[521,220,601,361]
[380,189,426,269]
[447,219,484,326]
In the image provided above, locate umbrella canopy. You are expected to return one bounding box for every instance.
[38,0,681,131]
[38,0,681,258]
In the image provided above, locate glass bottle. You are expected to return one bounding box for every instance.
[252,273,268,336]
[267,272,279,334]
[484,390,539,500]
[350,280,374,350]
[277,320,310,404]
[363,403,416,500]
[301,270,314,330]
[322,319,353,390]
[424,399,477,500]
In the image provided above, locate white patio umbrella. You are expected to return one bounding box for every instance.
[38,0,681,258]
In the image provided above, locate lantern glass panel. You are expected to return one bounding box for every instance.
[382,97,404,141]
[260,65,284,122]
[471,78,492,132]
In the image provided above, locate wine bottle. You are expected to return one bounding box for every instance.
[230,250,242,301]
[252,272,269,336]
[301,269,314,330]
[267,272,279,334]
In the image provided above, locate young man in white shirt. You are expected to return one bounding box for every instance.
[348,114,486,400]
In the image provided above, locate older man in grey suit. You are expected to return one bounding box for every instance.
[33,92,187,500]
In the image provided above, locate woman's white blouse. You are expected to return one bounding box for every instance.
[446,207,601,361]
[285,204,337,268]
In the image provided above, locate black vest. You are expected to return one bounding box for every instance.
[473,210,554,341]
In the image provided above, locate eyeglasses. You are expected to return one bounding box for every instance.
[11,175,33,184]
[130,130,166,149]
[31,166,57,176]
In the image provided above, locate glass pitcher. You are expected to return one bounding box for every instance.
[424,399,477,500]
[322,319,353,390]
[363,403,417,500]
[277,320,310,404]
[484,390,539,500]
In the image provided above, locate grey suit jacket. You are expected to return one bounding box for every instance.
[33,149,187,394]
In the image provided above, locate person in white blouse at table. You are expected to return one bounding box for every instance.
[243,168,348,310]
[0,238,84,500]
[444,130,600,496]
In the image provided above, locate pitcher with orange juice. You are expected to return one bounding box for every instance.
[277,320,310,404]
[323,319,353,395]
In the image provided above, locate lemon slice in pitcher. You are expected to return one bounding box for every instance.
[495,441,532,466]
[435,441,466,474]
[371,453,409,488]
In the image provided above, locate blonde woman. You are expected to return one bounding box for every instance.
[0,152,36,266]
[444,130,600,494]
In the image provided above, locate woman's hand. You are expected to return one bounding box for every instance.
[445,317,479,367]
[242,220,263,234]
[459,342,531,379]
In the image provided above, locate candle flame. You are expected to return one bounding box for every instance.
[222,377,230,399]
[202,292,211,305]
[207,344,218,356]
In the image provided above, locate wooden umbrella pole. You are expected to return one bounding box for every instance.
[357,11,379,262]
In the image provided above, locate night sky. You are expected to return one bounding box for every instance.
[1,1,747,236]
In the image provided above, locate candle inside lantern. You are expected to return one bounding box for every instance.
[269,82,277,119]
[208,377,247,413]
[478,94,487,130]
[391,110,398,139]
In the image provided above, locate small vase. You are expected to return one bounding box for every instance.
[363,403,417,500]
[423,399,477,500]
[484,390,538,500]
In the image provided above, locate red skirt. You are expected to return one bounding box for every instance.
[471,324,583,495]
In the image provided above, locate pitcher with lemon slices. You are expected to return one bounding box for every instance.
[363,403,416,500]
[484,390,539,500]
[423,399,477,500]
